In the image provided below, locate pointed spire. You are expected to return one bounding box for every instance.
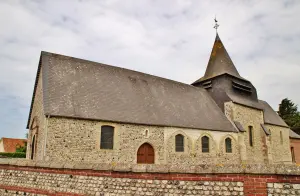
[201,33,243,81]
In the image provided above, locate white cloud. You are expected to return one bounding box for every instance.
[0,0,300,137]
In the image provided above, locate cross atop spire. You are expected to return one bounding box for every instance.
[213,16,219,32]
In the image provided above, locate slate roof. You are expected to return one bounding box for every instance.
[0,138,27,153]
[290,129,300,139]
[259,100,289,127]
[292,127,300,135]
[193,33,247,84]
[227,89,262,110]
[27,51,236,132]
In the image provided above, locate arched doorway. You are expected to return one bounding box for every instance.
[137,143,154,164]
[31,135,36,160]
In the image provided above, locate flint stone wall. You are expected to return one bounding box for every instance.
[0,189,47,196]
[267,183,300,196]
[0,168,243,196]
[44,117,239,165]
[1,160,300,195]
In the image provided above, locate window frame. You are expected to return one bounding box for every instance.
[201,136,210,153]
[225,137,232,153]
[175,134,184,152]
[248,126,253,147]
[100,125,114,150]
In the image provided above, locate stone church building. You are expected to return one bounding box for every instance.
[26,33,293,165]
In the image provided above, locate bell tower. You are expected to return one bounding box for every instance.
[192,27,260,111]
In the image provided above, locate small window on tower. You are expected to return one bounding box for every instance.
[145,129,149,137]
[249,126,253,147]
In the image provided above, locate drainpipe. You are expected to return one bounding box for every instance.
[43,115,50,160]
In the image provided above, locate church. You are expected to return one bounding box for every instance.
[26,31,294,165]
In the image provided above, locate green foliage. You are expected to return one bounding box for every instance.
[0,152,26,158]
[278,98,300,128]
[16,136,27,153]
[16,145,27,153]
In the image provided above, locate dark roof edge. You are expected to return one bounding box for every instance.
[192,73,250,85]
[231,101,263,111]
[290,129,300,139]
[290,136,300,139]
[261,124,271,135]
[41,51,201,91]
[264,122,289,128]
[26,52,44,129]
[43,114,237,133]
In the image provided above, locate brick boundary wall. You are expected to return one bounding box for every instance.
[1,164,300,196]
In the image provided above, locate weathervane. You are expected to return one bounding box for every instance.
[214,16,219,32]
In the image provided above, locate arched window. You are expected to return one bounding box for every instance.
[248,126,253,146]
[225,138,232,153]
[175,134,184,152]
[202,136,209,153]
[100,126,114,149]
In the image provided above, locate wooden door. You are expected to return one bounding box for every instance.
[137,143,154,164]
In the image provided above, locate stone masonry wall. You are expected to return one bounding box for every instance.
[45,118,165,164]
[266,124,292,164]
[44,117,239,164]
[0,168,243,196]
[267,183,300,196]
[0,189,47,196]
[1,161,300,196]
[227,102,267,164]
[26,68,46,161]
[165,127,240,165]
[225,102,292,164]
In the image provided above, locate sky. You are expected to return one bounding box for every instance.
[0,0,300,139]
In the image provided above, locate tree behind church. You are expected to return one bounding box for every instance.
[278,98,300,130]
